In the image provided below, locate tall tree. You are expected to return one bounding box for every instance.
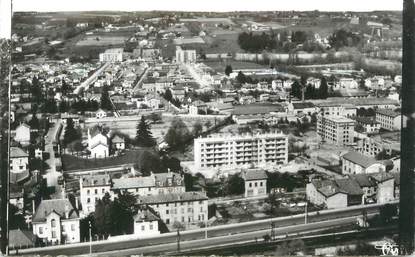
[225,65,233,76]
[318,77,329,99]
[63,118,79,147]
[135,116,155,147]
[236,71,247,84]
[135,151,162,176]
[164,117,191,152]
[224,174,245,196]
[29,113,40,130]
[192,121,203,137]
[100,86,113,110]
[164,88,173,102]
[94,193,112,236]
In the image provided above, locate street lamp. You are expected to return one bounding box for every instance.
[89,221,92,255]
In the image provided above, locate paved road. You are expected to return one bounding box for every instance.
[43,120,63,188]
[73,63,110,95]
[133,66,149,93]
[19,202,396,256]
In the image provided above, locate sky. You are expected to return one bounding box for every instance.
[0,0,11,39]
[12,0,402,13]
[0,0,402,38]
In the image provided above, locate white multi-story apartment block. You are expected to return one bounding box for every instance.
[194,132,288,170]
[79,174,111,215]
[137,192,208,227]
[317,115,355,146]
[32,199,80,244]
[375,109,401,131]
[99,48,123,63]
[175,46,196,64]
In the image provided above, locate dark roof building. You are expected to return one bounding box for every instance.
[32,199,79,223]
[242,169,268,181]
[138,192,208,205]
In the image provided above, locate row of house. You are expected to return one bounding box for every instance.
[306,172,399,209]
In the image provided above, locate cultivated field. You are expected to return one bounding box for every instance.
[204,60,269,72]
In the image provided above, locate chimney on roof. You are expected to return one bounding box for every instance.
[64,205,70,219]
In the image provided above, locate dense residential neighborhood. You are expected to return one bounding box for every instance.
[1,6,405,256]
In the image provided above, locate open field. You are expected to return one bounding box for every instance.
[203,33,243,54]
[61,149,147,171]
[75,35,128,46]
[204,60,269,72]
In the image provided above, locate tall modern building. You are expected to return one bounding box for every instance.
[399,0,415,254]
[99,48,123,63]
[194,132,288,169]
[175,46,196,64]
[317,115,355,146]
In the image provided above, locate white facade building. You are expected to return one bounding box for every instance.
[242,169,268,198]
[137,192,208,227]
[32,199,80,244]
[10,147,29,174]
[79,174,111,215]
[87,128,109,158]
[375,109,401,131]
[175,46,196,64]
[99,48,123,63]
[194,132,288,170]
[317,115,355,146]
[14,123,31,145]
[133,208,160,237]
[341,151,386,175]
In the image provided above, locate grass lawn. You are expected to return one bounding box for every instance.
[61,149,149,171]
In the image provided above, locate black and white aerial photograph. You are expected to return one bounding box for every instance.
[1,0,414,256]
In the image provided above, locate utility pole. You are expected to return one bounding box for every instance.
[205,217,208,239]
[304,202,308,224]
[89,221,92,255]
[176,229,181,252]
[399,0,415,255]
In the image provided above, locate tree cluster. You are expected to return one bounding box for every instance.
[71,99,100,113]
[328,29,362,50]
[164,118,192,152]
[237,30,310,53]
[223,174,245,196]
[63,118,81,147]
[87,193,136,237]
[135,150,182,176]
[290,76,329,100]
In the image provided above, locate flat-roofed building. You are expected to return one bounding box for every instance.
[375,109,402,131]
[317,115,355,146]
[194,132,288,170]
[175,46,196,64]
[99,48,123,63]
